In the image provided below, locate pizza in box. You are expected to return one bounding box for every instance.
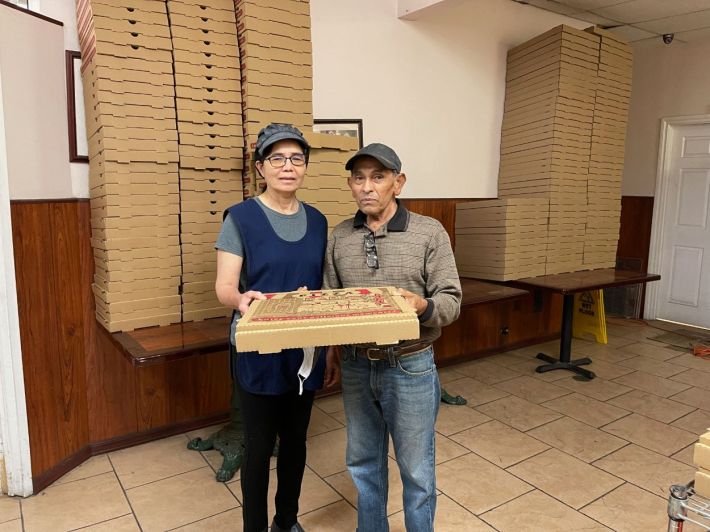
[235,286,420,354]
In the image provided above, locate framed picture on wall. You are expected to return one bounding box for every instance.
[65,50,88,162]
[313,119,363,149]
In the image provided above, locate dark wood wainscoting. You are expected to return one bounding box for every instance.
[434,288,563,365]
[617,196,654,315]
[12,196,651,493]
[11,200,90,481]
[401,198,474,248]
[618,196,654,270]
[11,200,231,493]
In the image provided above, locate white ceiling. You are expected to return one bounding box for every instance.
[511,0,710,43]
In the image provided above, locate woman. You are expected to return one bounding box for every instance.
[215,123,336,532]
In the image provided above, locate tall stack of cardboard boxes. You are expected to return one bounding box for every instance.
[302,132,359,230]
[499,25,598,276]
[455,199,549,280]
[583,26,632,270]
[455,25,632,281]
[168,0,244,322]
[235,0,313,198]
[78,0,356,332]
[77,0,182,332]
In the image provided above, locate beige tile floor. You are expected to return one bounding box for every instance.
[2,320,710,531]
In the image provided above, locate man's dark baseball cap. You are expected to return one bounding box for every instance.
[345,143,402,174]
[255,123,310,160]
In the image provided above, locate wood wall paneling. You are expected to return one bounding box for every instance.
[617,196,654,270]
[15,196,644,491]
[79,200,139,442]
[401,199,457,246]
[13,200,232,492]
[135,351,231,431]
[11,201,89,477]
[617,196,654,315]
[434,292,562,365]
[50,202,90,459]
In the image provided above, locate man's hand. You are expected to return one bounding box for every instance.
[238,290,266,315]
[397,288,428,316]
[323,346,341,388]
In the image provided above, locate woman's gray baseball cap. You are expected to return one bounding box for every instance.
[345,143,402,174]
[255,123,310,160]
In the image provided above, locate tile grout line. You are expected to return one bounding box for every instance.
[37,468,115,489]
[436,492,503,532]
[18,497,24,532]
[120,463,211,491]
[67,512,133,531]
[164,507,238,532]
[596,412,700,456]
[475,464,623,531]
[106,454,145,532]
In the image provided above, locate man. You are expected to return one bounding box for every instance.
[323,143,462,532]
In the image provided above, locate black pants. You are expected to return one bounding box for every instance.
[237,378,315,532]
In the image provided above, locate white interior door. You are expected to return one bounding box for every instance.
[656,123,710,329]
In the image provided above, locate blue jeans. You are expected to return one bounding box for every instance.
[341,346,441,532]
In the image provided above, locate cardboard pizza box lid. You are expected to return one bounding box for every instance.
[235,287,420,354]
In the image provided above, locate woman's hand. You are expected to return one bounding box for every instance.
[238,290,266,315]
[323,346,341,388]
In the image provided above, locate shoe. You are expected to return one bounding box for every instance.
[270,519,305,532]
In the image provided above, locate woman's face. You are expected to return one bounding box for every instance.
[255,140,307,194]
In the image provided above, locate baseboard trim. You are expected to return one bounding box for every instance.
[32,445,92,495]
[31,411,230,494]
[90,411,230,455]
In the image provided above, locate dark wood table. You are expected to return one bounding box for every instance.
[112,317,229,367]
[460,278,529,307]
[510,268,661,380]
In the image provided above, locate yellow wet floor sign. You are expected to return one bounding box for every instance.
[572,290,608,344]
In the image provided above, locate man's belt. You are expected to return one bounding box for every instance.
[353,342,431,361]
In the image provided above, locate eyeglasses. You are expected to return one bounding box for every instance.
[266,154,307,168]
[364,232,379,269]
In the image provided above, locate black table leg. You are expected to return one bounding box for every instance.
[535,293,595,379]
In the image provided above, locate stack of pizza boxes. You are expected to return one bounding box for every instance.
[78,0,358,332]
[498,25,598,276]
[455,25,633,281]
[455,199,549,281]
[167,0,244,322]
[302,132,359,230]
[693,431,710,498]
[235,0,313,198]
[77,0,182,332]
[583,27,632,269]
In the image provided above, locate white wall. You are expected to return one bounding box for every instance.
[15,0,592,200]
[310,0,588,198]
[623,38,710,197]
[37,0,89,198]
[0,5,73,199]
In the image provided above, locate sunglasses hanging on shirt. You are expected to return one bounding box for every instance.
[363,232,379,269]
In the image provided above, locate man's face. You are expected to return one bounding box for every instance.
[348,156,405,218]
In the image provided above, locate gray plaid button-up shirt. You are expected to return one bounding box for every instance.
[323,201,462,347]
